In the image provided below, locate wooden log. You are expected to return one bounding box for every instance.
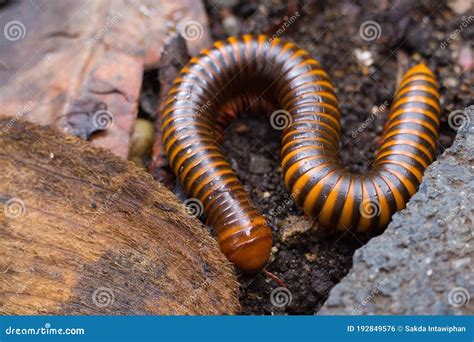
[0,117,239,315]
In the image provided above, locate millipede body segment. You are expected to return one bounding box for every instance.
[161,35,440,272]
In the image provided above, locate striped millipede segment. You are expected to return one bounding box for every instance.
[161,34,440,272]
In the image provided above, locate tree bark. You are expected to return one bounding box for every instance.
[0,117,239,315]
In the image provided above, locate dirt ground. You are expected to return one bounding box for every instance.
[141,0,472,314]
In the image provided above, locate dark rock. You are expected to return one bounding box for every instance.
[320,106,474,315]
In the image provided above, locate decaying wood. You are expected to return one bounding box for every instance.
[0,0,211,158]
[0,117,239,315]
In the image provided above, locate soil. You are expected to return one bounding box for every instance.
[141,0,472,314]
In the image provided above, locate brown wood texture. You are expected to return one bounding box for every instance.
[0,117,239,315]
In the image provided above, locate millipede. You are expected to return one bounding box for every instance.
[161,34,441,272]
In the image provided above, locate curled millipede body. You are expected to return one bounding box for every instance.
[161,35,440,272]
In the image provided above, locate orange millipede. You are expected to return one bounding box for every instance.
[161,35,440,272]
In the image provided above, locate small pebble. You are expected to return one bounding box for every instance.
[443,77,459,88]
[248,153,272,174]
[354,48,374,67]
[447,0,472,14]
[458,44,472,72]
[222,12,241,36]
[412,52,422,62]
[235,123,250,134]
[305,253,317,263]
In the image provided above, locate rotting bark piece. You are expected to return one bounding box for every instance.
[0,117,239,315]
[58,96,109,139]
[0,0,211,158]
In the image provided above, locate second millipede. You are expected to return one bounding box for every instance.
[161,35,441,272]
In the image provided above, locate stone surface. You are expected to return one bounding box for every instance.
[320,106,474,315]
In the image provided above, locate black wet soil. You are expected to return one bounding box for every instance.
[204,0,470,315]
[143,0,472,314]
